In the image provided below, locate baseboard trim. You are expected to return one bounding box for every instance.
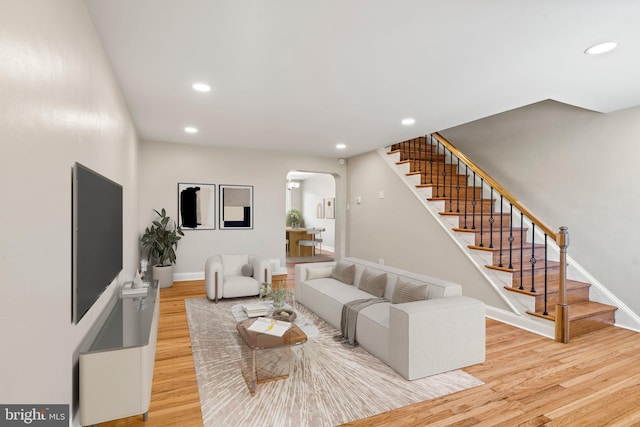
[485,305,555,339]
[174,272,204,282]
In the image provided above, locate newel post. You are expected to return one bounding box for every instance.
[555,226,570,343]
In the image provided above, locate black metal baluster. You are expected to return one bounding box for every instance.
[479,178,484,246]
[463,164,469,229]
[543,234,548,316]
[447,150,453,212]
[519,212,524,290]
[456,158,461,212]
[508,204,514,270]
[489,187,494,249]
[530,224,537,293]
[498,195,504,266]
[440,143,446,198]
[471,171,477,230]
[429,135,434,185]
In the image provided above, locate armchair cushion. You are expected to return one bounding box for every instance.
[221,254,249,276]
[223,276,260,299]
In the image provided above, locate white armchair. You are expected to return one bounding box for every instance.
[205,254,272,302]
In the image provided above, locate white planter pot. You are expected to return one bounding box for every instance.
[152,264,174,288]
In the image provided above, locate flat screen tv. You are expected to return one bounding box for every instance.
[72,162,123,324]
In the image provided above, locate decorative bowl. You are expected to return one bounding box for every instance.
[271,308,297,322]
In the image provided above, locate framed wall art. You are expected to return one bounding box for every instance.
[324,197,335,219]
[219,184,253,229]
[178,183,216,230]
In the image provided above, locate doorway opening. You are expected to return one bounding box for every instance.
[286,171,335,263]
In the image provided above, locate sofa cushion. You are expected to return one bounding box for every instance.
[391,278,428,304]
[303,278,372,329]
[306,266,333,280]
[358,268,387,297]
[222,254,249,276]
[332,261,356,285]
[357,302,391,363]
[222,275,259,298]
[241,263,254,277]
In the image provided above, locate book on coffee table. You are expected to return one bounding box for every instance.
[247,317,291,337]
[242,303,269,318]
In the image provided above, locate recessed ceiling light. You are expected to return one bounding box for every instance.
[184,126,198,134]
[401,118,415,125]
[192,82,211,92]
[584,41,618,55]
[336,143,346,149]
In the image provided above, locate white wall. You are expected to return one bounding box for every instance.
[0,0,139,422]
[347,152,509,309]
[139,141,347,277]
[440,100,640,319]
[301,174,336,251]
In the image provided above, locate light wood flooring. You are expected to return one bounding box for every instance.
[100,278,640,427]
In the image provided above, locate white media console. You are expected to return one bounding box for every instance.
[79,281,159,426]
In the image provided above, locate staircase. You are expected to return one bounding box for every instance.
[387,134,617,340]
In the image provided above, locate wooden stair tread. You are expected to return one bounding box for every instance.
[527,301,617,321]
[485,261,560,273]
[468,242,545,252]
[503,279,591,296]
[452,226,527,233]
[428,197,495,202]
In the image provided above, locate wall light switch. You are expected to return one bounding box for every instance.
[356,196,362,205]
[378,191,385,199]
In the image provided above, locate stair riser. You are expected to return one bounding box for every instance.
[534,288,591,311]
[427,180,473,194]
[456,214,513,229]
[443,199,495,213]
[570,313,616,338]
[511,266,561,287]
[401,152,446,162]
[431,187,483,199]
[411,163,458,175]
[492,246,548,266]
[472,229,527,247]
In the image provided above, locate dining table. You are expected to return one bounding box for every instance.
[286,227,315,257]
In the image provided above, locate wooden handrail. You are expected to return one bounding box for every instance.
[432,132,558,240]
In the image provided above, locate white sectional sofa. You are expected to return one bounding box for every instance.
[295,257,486,380]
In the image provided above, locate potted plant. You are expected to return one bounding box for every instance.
[259,282,292,308]
[141,208,184,288]
[286,208,302,229]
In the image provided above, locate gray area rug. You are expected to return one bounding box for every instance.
[185,298,483,427]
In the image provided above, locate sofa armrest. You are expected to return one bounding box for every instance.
[389,296,485,380]
[250,254,272,284]
[204,256,223,301]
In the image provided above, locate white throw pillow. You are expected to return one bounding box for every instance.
[306,266,334,280]
[222,254,249,276]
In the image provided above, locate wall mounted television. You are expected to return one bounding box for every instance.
[72,162,123,324]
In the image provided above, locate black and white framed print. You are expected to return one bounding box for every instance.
[178,183,216,230]
[219,184,253,229]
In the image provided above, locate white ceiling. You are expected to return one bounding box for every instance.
[85,1,640,158]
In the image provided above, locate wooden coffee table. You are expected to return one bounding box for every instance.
[236,318,307,395]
